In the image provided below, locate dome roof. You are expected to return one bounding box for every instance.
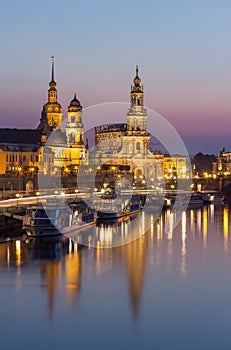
[69,93,82,110]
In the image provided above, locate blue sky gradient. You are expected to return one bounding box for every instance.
[0,0,231,154]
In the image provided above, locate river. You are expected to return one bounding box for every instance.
[0,203,231,350]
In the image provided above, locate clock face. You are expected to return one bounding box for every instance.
[55,107,58,112]
[48,107,52,111]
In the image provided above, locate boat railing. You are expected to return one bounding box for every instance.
[23,215,58,227]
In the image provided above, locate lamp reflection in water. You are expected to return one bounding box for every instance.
[7,246,10,267]
[16,240,21,268]
[165,209,173,239]
[197,209,201,233]
[223,207,229,251]
[165,210,173,273]
[181,211,187,276]
[209,203,214,223]
[190,209,195,235]
[203,207,208,250]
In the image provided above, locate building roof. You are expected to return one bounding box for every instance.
[95,123,127,133]
[0,129,42,146]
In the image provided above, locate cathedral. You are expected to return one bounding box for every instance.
[0,58,88,175]
[94,65,164,188]
[37,56,87,170]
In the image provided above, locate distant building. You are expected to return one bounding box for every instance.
[213,148,231,175]
[0,128,53,175]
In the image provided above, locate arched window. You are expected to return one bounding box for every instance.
[136,142,141,151]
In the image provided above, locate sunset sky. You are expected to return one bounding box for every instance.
[0,0,231,154]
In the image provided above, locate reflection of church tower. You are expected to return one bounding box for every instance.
[122,233,149,321]
[65,249,82,306]
[42,260,62,318]
[41,56,63,129]
[127,65,147,132]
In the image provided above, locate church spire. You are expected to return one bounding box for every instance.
[127,65,147,132]
[130,65,144,106]
[136,64,139,77]
[49,56,56,88]
[40,56,63,128]
[51,56,55,82]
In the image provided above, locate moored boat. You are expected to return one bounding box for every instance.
[188,193,203,207]
[96,195,142,221]
[202,191,224,204]
[23,203,96,237]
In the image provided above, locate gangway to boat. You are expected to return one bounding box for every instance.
[2,210,24,221]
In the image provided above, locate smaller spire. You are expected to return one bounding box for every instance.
[136,65,139,76]
[74,92,77,99]
[133,65,141,87]
[51,55,55,82]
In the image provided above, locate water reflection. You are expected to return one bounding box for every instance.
[223,207,229,251]
[0,204,231,327]
[203,207,208,250]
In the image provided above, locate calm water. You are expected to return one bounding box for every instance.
[1,204,231,350]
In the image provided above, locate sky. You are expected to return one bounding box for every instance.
[0,0,231,155]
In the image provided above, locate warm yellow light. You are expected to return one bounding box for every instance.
[203,207,207,250]
[16,240,21,267]
[224,207,229,251]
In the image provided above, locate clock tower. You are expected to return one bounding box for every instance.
[43,56,63,129]
[127,65,147,132]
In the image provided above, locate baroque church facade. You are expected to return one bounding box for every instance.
[37,57,87,170]
[0,58,88,175]
[94,66,164,187]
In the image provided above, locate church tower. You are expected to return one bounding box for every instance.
[127,65,147,131]
[66,93,84,145]
[66,93,86,165]
[43,56,63,129]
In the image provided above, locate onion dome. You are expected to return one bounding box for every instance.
[68,93,82,111]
